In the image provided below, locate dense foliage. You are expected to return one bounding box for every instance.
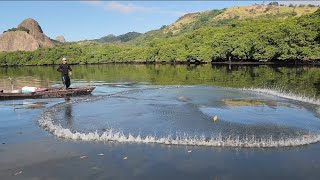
[0,7,319,66]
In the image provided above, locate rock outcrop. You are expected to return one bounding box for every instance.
[0,18,55,52]
[55,35,66,43]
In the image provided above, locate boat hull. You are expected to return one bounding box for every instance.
[0,86,95,100]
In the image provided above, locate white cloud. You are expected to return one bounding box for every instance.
[81,1,185,16]
[104,1,147,13]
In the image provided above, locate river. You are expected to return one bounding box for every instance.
[1,64,320,179]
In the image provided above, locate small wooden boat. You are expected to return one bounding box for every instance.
[0,86,95,100]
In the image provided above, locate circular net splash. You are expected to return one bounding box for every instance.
[38,86,320,148]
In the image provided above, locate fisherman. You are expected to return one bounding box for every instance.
[57,57,72,89]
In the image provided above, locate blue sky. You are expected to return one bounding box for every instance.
[0,1,319,42]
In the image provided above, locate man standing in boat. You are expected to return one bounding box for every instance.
[57,57,72,89]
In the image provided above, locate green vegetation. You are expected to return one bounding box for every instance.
[268,2,279,6]
[0,7,319,66]
[3,26,30,33]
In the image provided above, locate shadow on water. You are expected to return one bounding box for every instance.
[64,98,73,127]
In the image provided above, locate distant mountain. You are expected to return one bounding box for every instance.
[94,32,142,43]
[0,18,55,52]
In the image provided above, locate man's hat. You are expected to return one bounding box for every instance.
[62,57,67,61]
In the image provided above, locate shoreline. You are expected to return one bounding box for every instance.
[1,60,320,67]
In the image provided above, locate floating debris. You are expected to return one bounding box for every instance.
[123,156,128,160]
[187,150,192,153]
[303,135,310,138]
[213,115,218,122]
[14,171,22,176]
[98,153,104,156]
[80,156,87,159]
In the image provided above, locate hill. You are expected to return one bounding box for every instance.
[94,32,142,43]
[0,18,55,52]
[166,4,318,34]
[130,4,318,45]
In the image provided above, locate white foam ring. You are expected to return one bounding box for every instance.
[37,87,320,148]
[246,88,320,105]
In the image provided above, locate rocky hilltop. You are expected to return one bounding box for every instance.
[55,35,66,43]
[0,18,54,52]
[95,32,141,43]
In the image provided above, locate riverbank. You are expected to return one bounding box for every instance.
[1,59,320,67]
